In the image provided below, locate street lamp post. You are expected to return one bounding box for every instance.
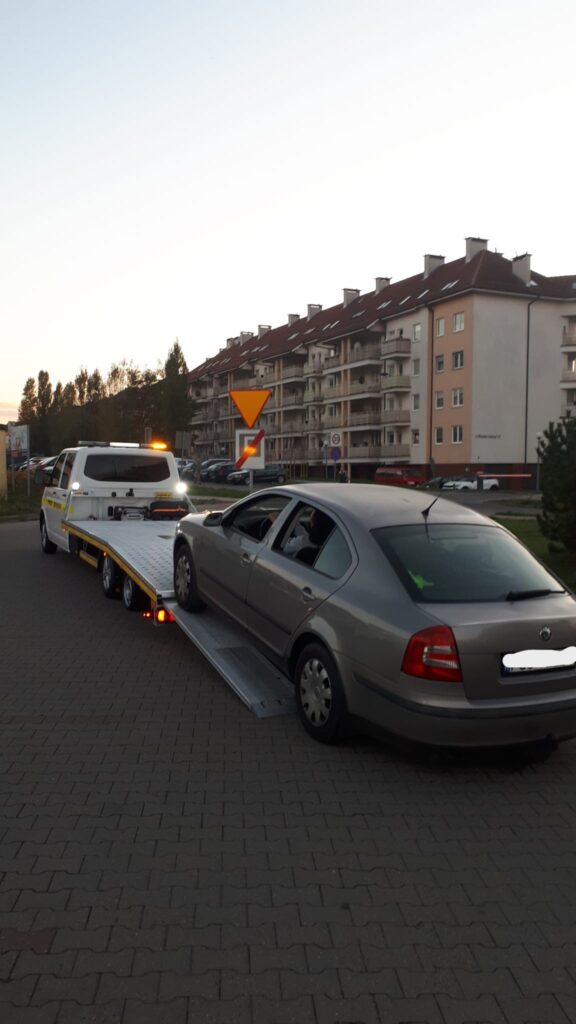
[536,432,543,492]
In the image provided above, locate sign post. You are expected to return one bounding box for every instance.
[230,389,272,492]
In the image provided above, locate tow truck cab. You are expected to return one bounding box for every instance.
[40,442,191,553]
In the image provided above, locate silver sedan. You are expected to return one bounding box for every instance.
[173,484,576,750]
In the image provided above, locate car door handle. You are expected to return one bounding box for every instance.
[240,553,252,566]
[301,586,315,603]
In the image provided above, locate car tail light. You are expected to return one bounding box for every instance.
[402,626,462,683]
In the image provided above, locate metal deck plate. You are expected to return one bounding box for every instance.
[68,520,176,598]
[165,602,296,719]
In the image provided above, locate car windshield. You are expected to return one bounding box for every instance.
[372,524,561,603]
[84,454,171,483]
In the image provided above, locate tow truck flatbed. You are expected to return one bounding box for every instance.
[63,518,296,719]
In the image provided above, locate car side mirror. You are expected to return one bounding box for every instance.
[203,511,224,527]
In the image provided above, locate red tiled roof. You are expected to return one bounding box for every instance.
[187,250,576,382]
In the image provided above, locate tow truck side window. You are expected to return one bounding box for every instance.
[50,454,67,487]
[59,454,76,489]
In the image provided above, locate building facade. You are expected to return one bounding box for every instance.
[186,239,576,482]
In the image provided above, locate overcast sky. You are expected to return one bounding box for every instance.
[2,0,574,422]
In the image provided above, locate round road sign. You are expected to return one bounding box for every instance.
[330,432,341,446]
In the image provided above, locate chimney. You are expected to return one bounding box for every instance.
[257,324,271,338]
[239,331,254,344]
[465,237,488,262]
[342,288,360,307]
[423,254,445,278]
[307,304,322,319]
[511,253,532,284]
[226,337,238,349]
[375,277,391,293]
[287,313,300,326]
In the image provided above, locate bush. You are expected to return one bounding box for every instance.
[537,418,576,553]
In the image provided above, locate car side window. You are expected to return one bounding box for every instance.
[227,494,292,541]
[59,453,76,490]
[51,453,68,487]
[313,527,353,578]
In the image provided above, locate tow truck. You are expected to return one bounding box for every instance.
[38,441,295,719]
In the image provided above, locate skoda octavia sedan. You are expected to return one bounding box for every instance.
[173,484,576,749]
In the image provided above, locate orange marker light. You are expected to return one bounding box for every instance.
[151,441,168,450]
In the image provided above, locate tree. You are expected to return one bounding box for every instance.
[75,368,89,405]
[37,371,53,419]
[51,382,63,416]
[62,382,77,406]
[160,339,193,447]
[18,377,37,423]
[87,369,106,404]
[537,418,576,553]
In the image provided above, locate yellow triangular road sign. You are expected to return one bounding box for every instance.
[229,389,272,428]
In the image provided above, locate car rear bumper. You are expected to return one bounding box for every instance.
[352,678,576,748]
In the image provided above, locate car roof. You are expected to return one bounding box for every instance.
[263,483,492,530]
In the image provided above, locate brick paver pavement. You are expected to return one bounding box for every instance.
[1,520,576,1024]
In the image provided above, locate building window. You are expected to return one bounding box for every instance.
[412,358,420,376]
[412,429,420,445]
[435,354,444,373]
[434,427,443,444]
[435,391,444,409]
[452,350,464,369]
[452,425,463,444]
[453,312,465,332]
[413,323,422,341]
[436,317,445,337]
[412,393,420,411]
[452,387,464,407]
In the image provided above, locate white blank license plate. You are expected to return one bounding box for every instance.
[502,646,576,674]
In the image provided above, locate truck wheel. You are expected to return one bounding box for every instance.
[40,516,57,555]
[102,555,121,598]
[174,545,206,612]
[122,573,145,611]
[293,642,348,743]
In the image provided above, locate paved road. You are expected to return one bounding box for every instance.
[1,521,575,1024]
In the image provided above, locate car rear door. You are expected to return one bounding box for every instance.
[245,503,356,658]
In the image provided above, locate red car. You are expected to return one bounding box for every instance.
[374,467,426,487]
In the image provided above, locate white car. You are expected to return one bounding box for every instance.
[442,476,499,492]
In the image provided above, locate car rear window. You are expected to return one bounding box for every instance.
[372,524,560,603]
[84,454,172,483]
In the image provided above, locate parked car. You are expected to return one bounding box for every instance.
[179,460,197,482]
[199,459,227,482]
[173,482,576,751]
[208,461,237,483]
[33,455,58,484]
[374,467,426,487]
[441,476,499,491]
[227,464,287,486]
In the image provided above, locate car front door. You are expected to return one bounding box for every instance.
[42,453,76,549]
[245,502,356,658]
[193,493,293,627]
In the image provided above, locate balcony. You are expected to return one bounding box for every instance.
[349,343,382,364]
[280,365,304,380]
[561,403,576,418]
[304,362,324,375]
[282,394,305,408]
[381,409,410,424]
[324,354,342,369]
[382,338,412,358]
[347,444,383,459]
[381,374,411,391]
[561,328,576,347]
[349,378,381,395]
[349,411,383,427]
[380,443,410,458]
[560,370,576,385]
[322,386,343,399]
[322,415,343,429]
[282,420,306,435]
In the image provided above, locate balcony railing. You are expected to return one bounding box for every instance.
[304,362,324,375]
[347,444,383,459]
[561,329,576,347]
[561,404,576,418]
[322,416,343,428]
[381,409,410,424]
[280,365,304,379]
[324,354,342,368]
[381,374,411,390]
[560,370,576,384]
[381,338,412,357]
[380,443,410,458]
[349,378,381,395]
[349,411,383,426]
[282,394,305,407]
[322,386,343,399]
[349,343,382,363]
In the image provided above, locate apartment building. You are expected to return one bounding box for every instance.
[187,238,576,481]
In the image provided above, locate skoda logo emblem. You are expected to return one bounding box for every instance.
[540,626,552,642]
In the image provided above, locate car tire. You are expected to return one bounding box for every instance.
[40,516,57,554]
[277,474,286,484]
[293,642,348,743]
[174,545,206,612]
[102,555,121,598]
[122,573,146,611]
[489,484,498,491]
